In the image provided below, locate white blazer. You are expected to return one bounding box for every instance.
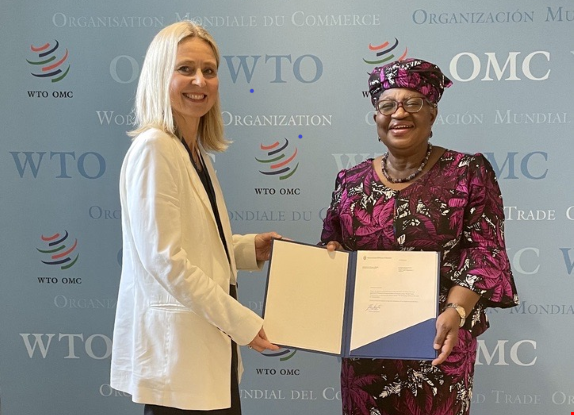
[110,128,264,410]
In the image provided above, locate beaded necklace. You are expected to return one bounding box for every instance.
[381,143,433,184]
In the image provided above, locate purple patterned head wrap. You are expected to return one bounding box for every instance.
[368,58,453,106]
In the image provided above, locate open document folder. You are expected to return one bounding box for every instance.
[262,239,440,360]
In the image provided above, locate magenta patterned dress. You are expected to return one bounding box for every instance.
[321,150,519,415]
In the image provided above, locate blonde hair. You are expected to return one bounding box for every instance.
[129,21,228,152]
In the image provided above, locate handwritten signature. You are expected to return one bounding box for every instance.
[366,304,382,312]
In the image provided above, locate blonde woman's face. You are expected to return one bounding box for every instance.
[170,37,219,125]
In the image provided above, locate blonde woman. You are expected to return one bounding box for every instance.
[110,21,280,415]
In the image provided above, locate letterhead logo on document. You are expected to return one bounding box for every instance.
[37,231,79,270]
[256,138,299,180]
[27,40,71,83]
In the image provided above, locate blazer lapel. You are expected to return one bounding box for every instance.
[201,150,238,280]
[178,141,237,280]
[178,141,213,217]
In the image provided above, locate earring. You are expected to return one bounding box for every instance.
[429,131,433,139]
[377,136,382,142]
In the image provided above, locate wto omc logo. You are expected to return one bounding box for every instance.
[363,38,408,65]
[37,231,79,270]
[262,348,297,361]
[256,138,299,180]
[27,40,71,83]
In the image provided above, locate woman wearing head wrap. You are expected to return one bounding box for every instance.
[321,58,519,415]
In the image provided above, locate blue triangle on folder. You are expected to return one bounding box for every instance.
[349,319,437,360]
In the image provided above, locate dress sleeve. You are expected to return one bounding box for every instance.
[320,170,346,245]
[442,154,519,309]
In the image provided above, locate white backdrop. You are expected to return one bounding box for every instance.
[1,1,573,414]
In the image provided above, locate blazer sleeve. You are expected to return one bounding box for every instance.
[232,234,264,271]
[123,131,262,345]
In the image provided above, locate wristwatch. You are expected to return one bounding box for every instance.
[444,303,466,327]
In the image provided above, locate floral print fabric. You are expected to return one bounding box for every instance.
[321,150,519,415]
[368,58,453,106]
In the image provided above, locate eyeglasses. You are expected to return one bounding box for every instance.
[375,97,436,116]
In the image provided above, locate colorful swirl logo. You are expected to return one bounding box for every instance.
[37,231,79,270]
[27,40,71,83]
[262,348,297,361]
[363,38,408,65]
[256,138,299,180]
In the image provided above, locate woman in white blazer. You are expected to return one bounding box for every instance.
[110,21,281,415]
